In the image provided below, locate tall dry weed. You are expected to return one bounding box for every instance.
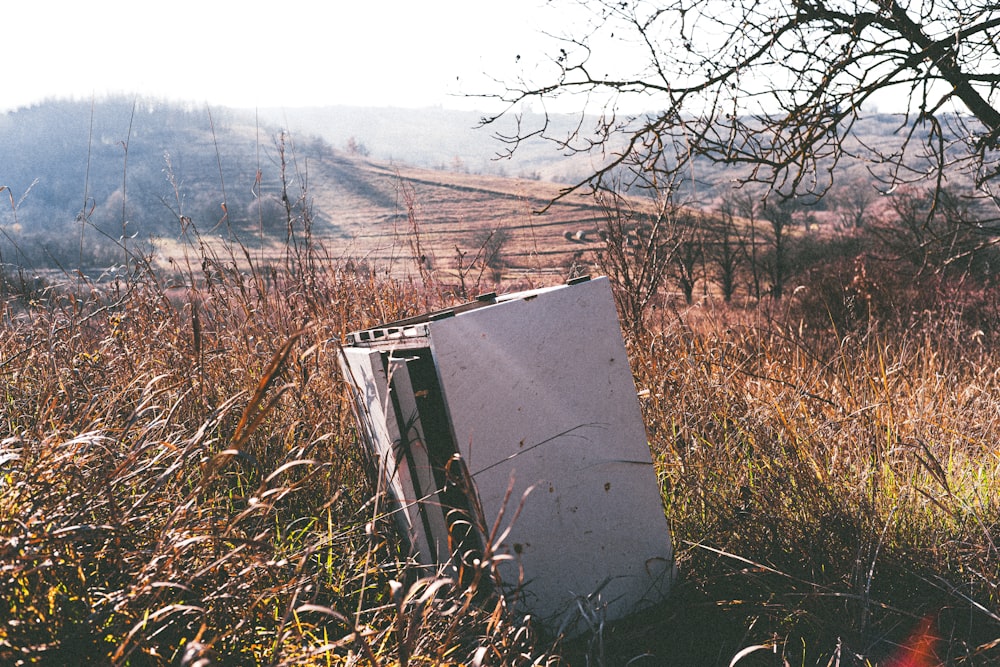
[0,225,549,665]
[618,292,1000,665]
[4,130,1000,664]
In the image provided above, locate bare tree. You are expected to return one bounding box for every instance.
[760,198,797,299]
[345,136,369,157]
[727,191,767,300]
[593,190,679,335]
[873,186,1000,280]
[705,203,744,302]
[472,226,511,283]
[831,177,877,229]
[484,0,1000,208]
[672,211,703,304]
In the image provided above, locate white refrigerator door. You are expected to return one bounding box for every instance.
[427,277,674,631]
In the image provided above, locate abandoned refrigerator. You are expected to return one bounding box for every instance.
[338,276,674,633]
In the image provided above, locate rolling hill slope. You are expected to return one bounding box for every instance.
[304,154,608,277]
[0,98,609,280]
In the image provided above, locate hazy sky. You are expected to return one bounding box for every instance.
[4,0,564,112]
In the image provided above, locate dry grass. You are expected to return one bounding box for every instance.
[0,231,540,665]
[614,295,1000,665]
[2,218,1000,666]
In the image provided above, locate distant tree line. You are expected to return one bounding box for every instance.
[594,181,1000,333]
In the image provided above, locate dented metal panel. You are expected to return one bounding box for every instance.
[339,276,674,634]
[425,277,673,629]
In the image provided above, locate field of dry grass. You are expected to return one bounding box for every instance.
[3,205,1000,667]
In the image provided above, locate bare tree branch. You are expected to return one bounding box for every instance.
[483,0,1000,204]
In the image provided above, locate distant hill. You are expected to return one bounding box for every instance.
[255,105,971,206]
[0,97,609,279]
[253,105,600,183]
[1,99,281,268]
[3,97,984,288]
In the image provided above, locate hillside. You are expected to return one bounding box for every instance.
[3,98,994,300]
[302,156,608,279]
[0,98,609,281]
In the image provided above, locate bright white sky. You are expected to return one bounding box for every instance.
[3,1,926,118]
[3,0,568,113]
